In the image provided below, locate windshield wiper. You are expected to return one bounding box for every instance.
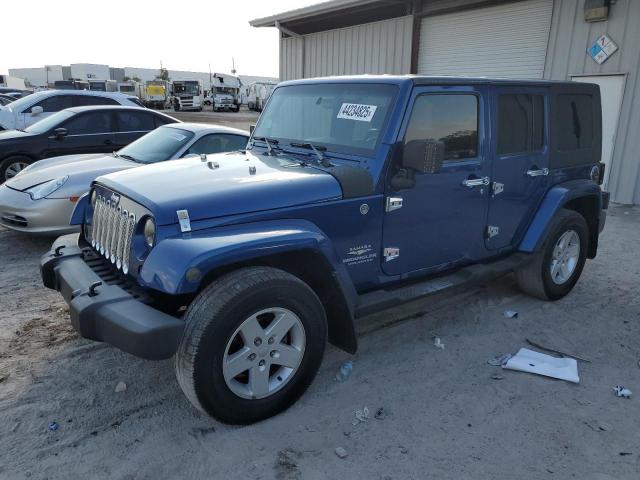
[252,136,280,156]
[118,154,139,162]
[289,142,332,167]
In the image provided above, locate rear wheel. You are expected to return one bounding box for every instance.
[1,156,32,182]
[516,209,588,300]
[175,267,327,424]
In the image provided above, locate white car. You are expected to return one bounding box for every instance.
[0,90,144,131]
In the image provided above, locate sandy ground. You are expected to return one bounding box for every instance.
[1,204,639,480]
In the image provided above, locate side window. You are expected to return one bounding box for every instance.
[557,94,593,151]
[32,95,73,113]
[186,133,248,155]
[128,98,145,107]
[72,96,119,107]
[404,94,478,162]
[497,94,544,155]
[117,111,156,132]
[62,112,113,135]
[154,115,174,128]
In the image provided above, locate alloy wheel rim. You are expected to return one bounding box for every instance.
[222,307,306,400]
[550,229,580,285]
[5,161,29,180]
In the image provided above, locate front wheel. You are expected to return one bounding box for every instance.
[1,156,33,183]
[175,267,327,424]
[516,209,588,300]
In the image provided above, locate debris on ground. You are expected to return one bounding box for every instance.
[374,407,386,420]
[433,336,445,350]
[352,406,370,425]
[335,361,353,382]
[526,338,591,363]
[305,426,317,432]
[275,448,302,478]
[114,381,127,393]
[399,446,409,454]
[504,310,519,319]
[48,422,59,431]
[503,348,579,383]
[491,374,505,380]
[488,353,513,366]
[334,446,348,459]
[614,385,632,398]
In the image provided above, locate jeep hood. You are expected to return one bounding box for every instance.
[96,151,343,225]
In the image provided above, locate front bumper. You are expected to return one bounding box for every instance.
[0,184,79,235]
[40,234,184,360]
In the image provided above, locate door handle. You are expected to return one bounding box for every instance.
[462,176,490,188]
[526,167,549,177]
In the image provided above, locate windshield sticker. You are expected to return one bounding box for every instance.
[337,103,377,122]
[169,133,187,141]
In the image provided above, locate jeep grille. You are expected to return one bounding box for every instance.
[91,195,136,274]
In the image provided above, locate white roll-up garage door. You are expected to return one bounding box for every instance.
[417,0,553,78]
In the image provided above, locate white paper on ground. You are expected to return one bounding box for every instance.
[503,348,579,383]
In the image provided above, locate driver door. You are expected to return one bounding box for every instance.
[382,87,492,276]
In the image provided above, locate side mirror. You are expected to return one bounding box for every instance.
[402,140,445,174]
[249,124,256,135]
[31,105,44,116]
[53,127,68,139]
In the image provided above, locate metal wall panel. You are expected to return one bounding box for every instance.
[417,0,553,78]
[279,15,413,81]
[544,0,640,204]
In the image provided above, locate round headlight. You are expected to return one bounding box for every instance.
[143,217,156,248]
[90,190,97,208]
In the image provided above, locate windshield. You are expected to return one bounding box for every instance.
[24,110,75,133]
[174,83,200,95]
[4,92,45,113]
[117,126,194,163]
[252,83,397,156]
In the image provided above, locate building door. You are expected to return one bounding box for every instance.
[572,75,626,188]
[417,0,553,79]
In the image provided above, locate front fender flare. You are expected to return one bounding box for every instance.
[519,179,602,253]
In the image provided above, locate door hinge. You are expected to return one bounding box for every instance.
[385,196,403,212]
[486,226,499,239]
[383,247,400,262]
[492,182,504,196]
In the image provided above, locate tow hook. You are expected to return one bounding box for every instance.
[54,245,66,257]
[88,281,102,297]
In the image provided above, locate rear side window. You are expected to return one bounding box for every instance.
[128,98,145,107]
[186,133,248,155]
[72,96,119,107]
[32,95,73,112]
[117,111,156,132]
[557,94,593,151]
[404,94,478,161]
[497,94,544,155]
[62,112,113,135]
[154,114,174,127]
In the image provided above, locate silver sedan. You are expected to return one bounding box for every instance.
[0,123,248,235]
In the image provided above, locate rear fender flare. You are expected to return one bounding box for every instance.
[519,180,602,253]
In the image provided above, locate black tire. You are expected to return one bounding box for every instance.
[516,209,589,300]
[1,156,33,183]
[175,267,327,424]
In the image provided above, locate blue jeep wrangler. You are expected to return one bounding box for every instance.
[41,76,608,423]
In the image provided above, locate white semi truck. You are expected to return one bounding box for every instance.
[117,81,143,98]
[171,80,203,111]
[246,81,277,112]
[89,79,118,92]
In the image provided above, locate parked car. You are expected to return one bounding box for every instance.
[0,89,144,131]
[42,75,608,424]
[0,123,248,234]
[0,105,177,181]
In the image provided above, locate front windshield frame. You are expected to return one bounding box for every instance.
[24,110,75,134]
[252,82,399,158]
[117,126,195,164]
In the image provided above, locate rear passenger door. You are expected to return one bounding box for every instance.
[46,111,116,157]
[486,88,549,250]
[113,111,158,148]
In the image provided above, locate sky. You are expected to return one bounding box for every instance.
[0,0,319,78]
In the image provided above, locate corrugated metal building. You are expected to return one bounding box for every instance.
[251,0,640,205]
